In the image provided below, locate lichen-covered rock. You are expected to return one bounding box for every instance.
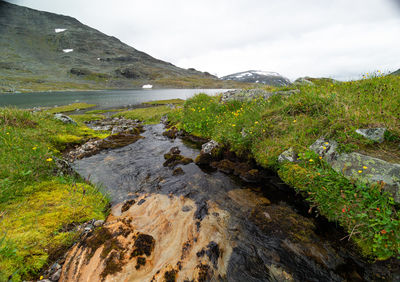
[278,148,298,163]
[332,152,400,203]
[310,138,400,203]
[221,89,299,103]
[309,138,339,163]
[54,113,77,125]
[355,128,386,143]
[201,140,219,155]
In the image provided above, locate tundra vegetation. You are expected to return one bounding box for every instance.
[168,72,400,260]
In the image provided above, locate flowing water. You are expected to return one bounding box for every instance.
[68,124,398,281]
[0,89,228,109]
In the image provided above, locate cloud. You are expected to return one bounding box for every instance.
[7,0,400,80]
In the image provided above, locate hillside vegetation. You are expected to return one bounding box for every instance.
[168,73,400,260]
[0,2,249,92]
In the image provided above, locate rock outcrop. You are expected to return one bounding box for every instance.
[221,89,299,103]
[310,138,400,203]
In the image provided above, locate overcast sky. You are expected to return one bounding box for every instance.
[7,0,400,80]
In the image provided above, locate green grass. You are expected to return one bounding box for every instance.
[0,107,109,281]
[168,73,400,260]
[113,105,174,124]
[143,98,185,106]
[85,109,124,114]
[45,103,96,114]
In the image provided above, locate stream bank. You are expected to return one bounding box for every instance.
[58,123,399,281]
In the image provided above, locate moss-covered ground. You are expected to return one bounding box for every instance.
[0,107,109,281]
[113,105,175,124]
[168,73,400,260]
[45,103,96,114]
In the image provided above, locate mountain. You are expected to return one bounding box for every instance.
[220,70,291,86]
[391,69,400,76]
[0,1,246,92]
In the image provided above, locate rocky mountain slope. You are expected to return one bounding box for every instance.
[221,70,291,86]
[0,1,243,92]
[391,69,400,75]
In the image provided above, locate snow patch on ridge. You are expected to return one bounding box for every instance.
[62,49,73,53]
[142,84,153,89]
[55,28,67,33]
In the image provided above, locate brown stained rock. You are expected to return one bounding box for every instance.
[163,154,184,167]
[164,269,177,282]
[211,159,236,174]
[101,250,124,278]
[131,234,155,257]
[196,263,211,282]
[195,153,213,166]
[135,257,146,270]
[60,194,232,281]
[121,199,136,213]
[164,147,193,168]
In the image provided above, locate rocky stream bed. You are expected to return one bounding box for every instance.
[53,120,399,281]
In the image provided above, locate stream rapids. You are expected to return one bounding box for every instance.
[59,124,398,281]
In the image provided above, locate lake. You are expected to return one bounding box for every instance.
[0,89,229,109]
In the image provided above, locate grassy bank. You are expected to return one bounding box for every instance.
[0,107,109,281]
[168,74,400,260]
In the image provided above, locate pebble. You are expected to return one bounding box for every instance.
[94,220,105,227]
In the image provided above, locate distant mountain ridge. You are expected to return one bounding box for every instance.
[0,1,244,92]
[221,70,291,86]
[391,69,400,76]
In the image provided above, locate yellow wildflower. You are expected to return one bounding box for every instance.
[324,142,329,145]
[319,156,322,159]
[309,159,314,162]
[323,146,327,150]
[293,120,297,123]
[32,147,37,150]
[254,121,259,124]
[6,132,9,135]
[232,124,236,127]
[358,170,362,173]
[40,276,43,280]
[363,166,368,169]
[46,158,53,162]
[202,108,205,111]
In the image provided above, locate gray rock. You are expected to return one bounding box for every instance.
[93,220,105,227]
[355,128,386,143]
[54,114,77,125]
[201,140,219,154]
[221,88,299,103]
[310,138,400,203]
[294,77,314,86]
[51,268,62,281]
[160,114,168,124]
[331,153,400,203]
[309,138,339,163]
[278,148,298,163]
